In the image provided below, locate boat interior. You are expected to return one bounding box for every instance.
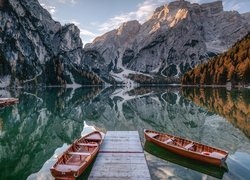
[54,133,102,171]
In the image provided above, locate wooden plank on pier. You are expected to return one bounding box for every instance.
[88,131,151,180]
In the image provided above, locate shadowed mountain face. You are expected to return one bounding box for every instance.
[181,87,250,138]
[0,0,101,87]
[1,87,250,179]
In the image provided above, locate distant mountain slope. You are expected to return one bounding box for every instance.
[0,0,101,87]
[83,0,250,84]
[182,32,250,85]
[1,0,250,86]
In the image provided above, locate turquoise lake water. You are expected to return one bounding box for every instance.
[0,87,250,179]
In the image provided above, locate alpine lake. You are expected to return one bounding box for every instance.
[0,86,250,180]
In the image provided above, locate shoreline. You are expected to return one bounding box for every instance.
[180,84,250,89]
[0,83,249,90]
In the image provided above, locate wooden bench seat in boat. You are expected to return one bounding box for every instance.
[184,143,194,150]
[85,138,102,141]
[67,152,91,156]
[164,138,175,144]
[85,134,102,141]
[146,133,159,138]
[77,143,98,147]
[55,164,80,171]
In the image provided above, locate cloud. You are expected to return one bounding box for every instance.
[38,0,78,13]
[222,0,250,13]
[56,0,78,4]
[79,28,97,45]
[70,20,81,26]
[98,0,166,32]
[40,3,56,15]
[80,28,96,37]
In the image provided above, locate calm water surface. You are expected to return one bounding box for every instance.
[0,87,250,180]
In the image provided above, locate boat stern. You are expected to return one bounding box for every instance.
[50,166,78,179]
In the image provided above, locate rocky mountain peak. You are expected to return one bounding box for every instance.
[201,1,223,14]
[150,0,224,25]
[164,0,223,14]
[117,20,141,36]
[167,0,191,11]
[88,20,141,47]
[60,24,82,52]
[144,1,222,37]
[83,0,250,83]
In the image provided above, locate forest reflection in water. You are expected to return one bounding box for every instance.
[182,87,250,138]
[0,86,250,179]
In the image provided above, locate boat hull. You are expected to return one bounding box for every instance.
[144,141,227,179]
[144,130,227,167]
[50,131,103,179]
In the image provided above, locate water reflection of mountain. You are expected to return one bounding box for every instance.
[181,87,250,138]
[0,87,101,180]
[0,87,250,179]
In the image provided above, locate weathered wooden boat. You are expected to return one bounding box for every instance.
[0,98,19,107]
[144,129,228,167]
[50,131,103,179]
[144,141,227,179]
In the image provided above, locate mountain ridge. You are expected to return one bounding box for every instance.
[0,0,249,86]
[83,0,250,84]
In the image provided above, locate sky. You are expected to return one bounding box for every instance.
[38,0,250,45]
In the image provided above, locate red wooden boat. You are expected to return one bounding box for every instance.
[0,98,19,107]
[50,131,103,179]
[144,129,228,167]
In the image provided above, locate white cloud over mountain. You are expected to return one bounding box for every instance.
[40,3,56,15]
[98,0,166,32]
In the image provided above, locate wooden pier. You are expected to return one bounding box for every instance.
[89,131,151,180]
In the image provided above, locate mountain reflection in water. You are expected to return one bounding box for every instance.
[0,86,250,180]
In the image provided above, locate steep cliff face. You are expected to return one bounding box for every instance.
[83,0,250,83]
[0,0,101,87]
[84,20,141,83]
[182,32,250,85]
